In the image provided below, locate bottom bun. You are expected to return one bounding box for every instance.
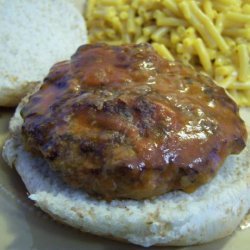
[2,104,250,247]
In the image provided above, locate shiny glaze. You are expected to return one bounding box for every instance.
[21,44,247,200]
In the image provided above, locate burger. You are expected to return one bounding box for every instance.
[3,43,249,247]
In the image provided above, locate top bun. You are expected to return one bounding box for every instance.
[0,0,87,106]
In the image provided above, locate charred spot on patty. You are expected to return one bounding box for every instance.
[21,43,247,200]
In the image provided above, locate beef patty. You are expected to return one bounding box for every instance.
[21,43,247,200]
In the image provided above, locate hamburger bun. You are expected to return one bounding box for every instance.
[0,0,87,107]
[2,96,250,247]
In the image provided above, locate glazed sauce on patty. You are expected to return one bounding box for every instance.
[21,44,247,200]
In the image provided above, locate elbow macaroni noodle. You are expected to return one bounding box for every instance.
[86,0,250,106]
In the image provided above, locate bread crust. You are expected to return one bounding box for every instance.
[2,99,250,247]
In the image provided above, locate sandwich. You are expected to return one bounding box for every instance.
[3,43,250,247]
